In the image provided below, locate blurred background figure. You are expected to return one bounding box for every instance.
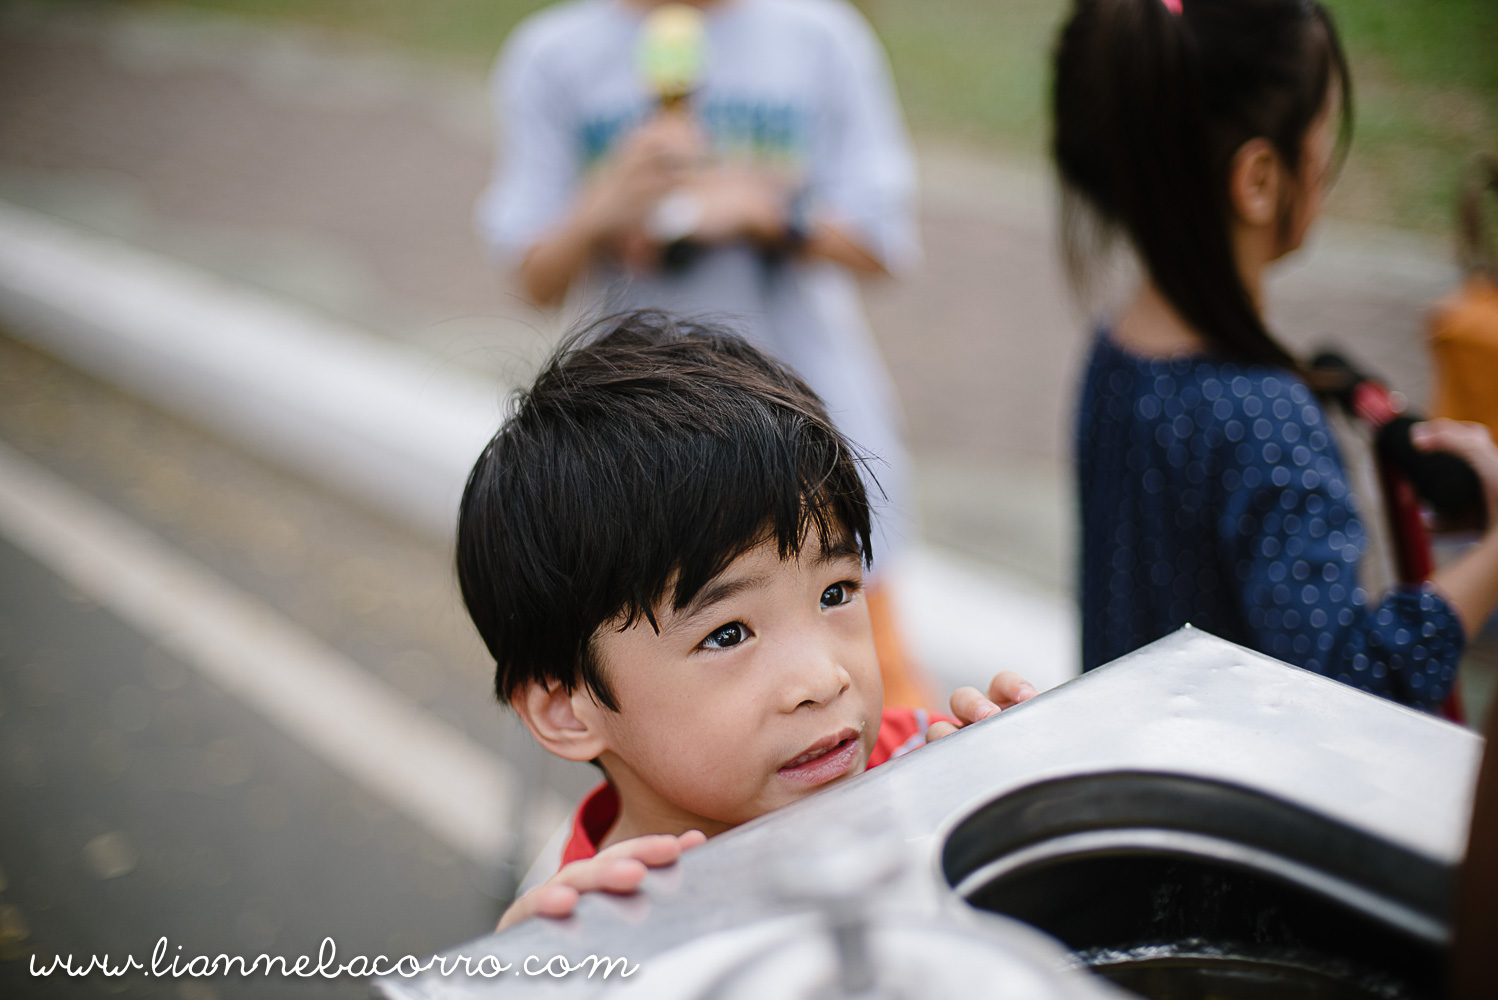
[477,0,929,706]
[0,0,1493,995]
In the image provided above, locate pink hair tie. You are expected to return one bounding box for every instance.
[1161,0,1183,13]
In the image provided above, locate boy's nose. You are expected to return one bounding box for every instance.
[781,641,852,711]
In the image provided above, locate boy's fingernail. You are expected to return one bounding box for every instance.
[1020,683,1038,698]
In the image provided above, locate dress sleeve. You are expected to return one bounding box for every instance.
[1216,376,1466,710]
[475,24,583,261]
[805,3,919,273]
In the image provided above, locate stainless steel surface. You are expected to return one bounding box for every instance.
[767,832,906,996]
[375,627,1483,998]
[638,909,1112,1000]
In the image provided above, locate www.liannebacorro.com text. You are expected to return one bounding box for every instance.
[30,937,638,980]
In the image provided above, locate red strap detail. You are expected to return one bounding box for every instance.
[1380,464,1434,583]
[1351,380,1401,429]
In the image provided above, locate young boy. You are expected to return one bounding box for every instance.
[456,312,1034,929]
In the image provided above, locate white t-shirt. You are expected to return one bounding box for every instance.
[477,0,919,562]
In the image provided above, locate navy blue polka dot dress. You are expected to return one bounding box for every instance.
[1077,332,1465,710]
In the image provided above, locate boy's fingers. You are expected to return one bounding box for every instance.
[926,720,959,741]
[495,895,532,931]
[988,670,1039,709]
[497,883,576,931]
[531,884,582,919]
[949,685,999,725]
[495,831,709,931]
[591,859,650,893]
[557,856,646,892]
[596,833,691,867]
[948,673,1037,727]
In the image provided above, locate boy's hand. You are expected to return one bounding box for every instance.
[496,830,706,931]
[927,671,1038,741]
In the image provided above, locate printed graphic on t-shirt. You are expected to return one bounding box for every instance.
[579,99,806,168]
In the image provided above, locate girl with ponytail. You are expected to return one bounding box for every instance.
[1057,0,1498,708]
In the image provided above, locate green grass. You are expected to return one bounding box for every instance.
[104,0,1497,235]
[1319,0,1498,233]
[874,0,1062,150]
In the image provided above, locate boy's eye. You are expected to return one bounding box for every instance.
[701,622,748,649]
[821,582,854,608]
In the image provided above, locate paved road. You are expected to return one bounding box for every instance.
[1,532,459,1000]
[0,333,599,996]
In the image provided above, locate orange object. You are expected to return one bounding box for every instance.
[1430,275,1498,436]
[1432,155,1498,437]
[865,582,937,711]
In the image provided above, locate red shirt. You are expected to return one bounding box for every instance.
[560,706,952,866]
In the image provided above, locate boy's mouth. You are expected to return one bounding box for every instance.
[777,728,861,784]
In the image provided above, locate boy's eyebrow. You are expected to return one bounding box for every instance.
[811,535,862,566]
[670,573,768,630]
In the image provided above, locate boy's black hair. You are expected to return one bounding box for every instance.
[456,311,874,711]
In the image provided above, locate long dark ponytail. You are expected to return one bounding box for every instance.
[1053,0,1352,371]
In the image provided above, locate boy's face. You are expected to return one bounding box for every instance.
[579,531,883,838]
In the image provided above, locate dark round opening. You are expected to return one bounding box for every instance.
[943,773,1451,1000]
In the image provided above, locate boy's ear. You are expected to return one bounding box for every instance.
[511,681,609,763]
